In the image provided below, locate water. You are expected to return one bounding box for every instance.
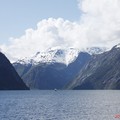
[0,90,120,120]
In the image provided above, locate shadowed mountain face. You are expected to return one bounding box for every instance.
[0,52,29,90]
[66,46,120,90]
[13,52,91,89]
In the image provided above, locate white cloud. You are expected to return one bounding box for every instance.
[1,0,120,61]
[78,0,120,46]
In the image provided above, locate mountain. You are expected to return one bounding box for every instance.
[15,47,80,65]
[66,44,120,89]
[13,48,91,89]
[0,52,29,90]
[13,48,80,78]
[84,47,107,55]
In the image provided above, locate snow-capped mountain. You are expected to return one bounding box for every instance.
[12,45,120,90]
[66,45,120,90]
[13,50,91,89]
[14,47,80,66]
[14,47,106,66]
[114,43,120,48]
[33,48,79,65]
[83,47,107,55]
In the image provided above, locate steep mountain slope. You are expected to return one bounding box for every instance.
[66,45,120,89]
[23,52,91,89]
[13,62,32,78]
[0,52,29,90]
[13,48,80,78]
[13,48,91,89]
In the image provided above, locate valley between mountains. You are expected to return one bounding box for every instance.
[0,44,120,90]
[9,44,120,90]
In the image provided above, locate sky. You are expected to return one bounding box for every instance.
[0,0,120,61]
[0,0,80,44]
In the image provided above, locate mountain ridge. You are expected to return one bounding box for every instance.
[13,47,106,65]
[13,50,91,89]
[66,45,120,89]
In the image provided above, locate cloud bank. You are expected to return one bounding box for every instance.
[1,0,120,61]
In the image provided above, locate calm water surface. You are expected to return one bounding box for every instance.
[0,90,120,120]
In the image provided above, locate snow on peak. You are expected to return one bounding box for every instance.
[83,47,106,55]
[14,57,33,65]
[13,46,107,65]
[32,48,79,65]
[115,43,120,48]
[15,48,80,65]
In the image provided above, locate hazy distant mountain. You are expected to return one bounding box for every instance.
[84,47,107,55]
[66,44,120,89]
[0,52,29,90]
[13,48,92,89]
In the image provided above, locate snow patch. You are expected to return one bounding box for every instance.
[14,48,80,66]
[83,47,106,55]
[13,47,106,65]
[115,43,120,48]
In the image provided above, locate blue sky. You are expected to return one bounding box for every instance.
[0,0,80,44]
